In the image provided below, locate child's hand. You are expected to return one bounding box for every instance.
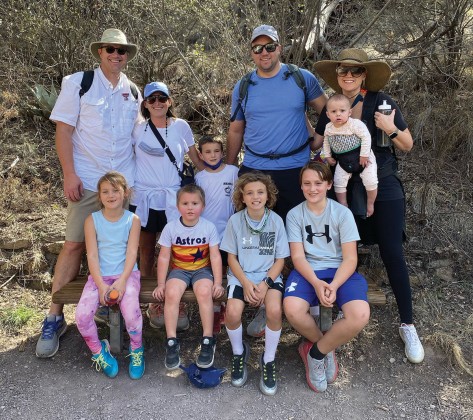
[314,280,334,308]
[212,283,225,299]
[255,282,269,306]
[98,284,109,306]
[242,282,259,306]
[111,278,126,301]
[152,284,165,301]
[326,157,337,166]
[359,156,369,167]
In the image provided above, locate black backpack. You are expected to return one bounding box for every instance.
[79,70,139,99]
[230,63,307,122]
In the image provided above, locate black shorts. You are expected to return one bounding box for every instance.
[129,205,167,233]
[227,282,284,302]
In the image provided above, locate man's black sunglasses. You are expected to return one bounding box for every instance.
[102,46,128,55]
[251,43,279,54]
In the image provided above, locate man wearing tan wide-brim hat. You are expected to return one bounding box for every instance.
[36,28,142,359]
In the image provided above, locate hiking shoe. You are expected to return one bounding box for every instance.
[91,339,118,378]
[165,337,180,370]
[196,336,216,368]
[324,350,339,384]
[259,353,277,396]
[298,340,327,392]
[247,306,266,337]
[94,305,109,325]
[231,341,250,387]
[399,323,424,363]
[148,303,190,331]
[35,314,68,358]
[128,345,145,380]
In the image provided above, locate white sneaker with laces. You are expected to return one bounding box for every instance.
[399,323,424,363]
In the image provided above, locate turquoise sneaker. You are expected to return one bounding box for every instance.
[128,345,145,379]
[91,340,118,378]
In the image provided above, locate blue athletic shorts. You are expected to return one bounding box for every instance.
[283,268,368,308]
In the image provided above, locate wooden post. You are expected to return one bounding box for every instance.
[109,307,123,353]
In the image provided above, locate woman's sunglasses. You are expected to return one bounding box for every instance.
[101,46,128,55]
[251,43,279,54]
[336,66,366,77]
[145,95,169,104]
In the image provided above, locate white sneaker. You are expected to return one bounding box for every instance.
[399,323,424,363]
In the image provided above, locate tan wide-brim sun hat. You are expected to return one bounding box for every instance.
[313,48,392,93]
[89,28,138,62]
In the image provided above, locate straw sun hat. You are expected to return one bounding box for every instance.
[89,28,138,62]
[313,48,392,92]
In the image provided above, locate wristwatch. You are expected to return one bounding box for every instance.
[263,276,274,288]
[389,128,399,139]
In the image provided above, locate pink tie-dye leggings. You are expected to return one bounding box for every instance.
[75,270,142,354]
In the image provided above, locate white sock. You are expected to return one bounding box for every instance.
[226,324,243,355]
[264,326,281,364]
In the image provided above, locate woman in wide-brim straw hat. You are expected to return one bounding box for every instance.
[313,48,425,365]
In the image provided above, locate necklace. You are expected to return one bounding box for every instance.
[145,117,168,140]
[346,91,361,99]
[244,207,270,235]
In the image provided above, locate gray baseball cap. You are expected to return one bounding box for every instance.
[251,25,279,42]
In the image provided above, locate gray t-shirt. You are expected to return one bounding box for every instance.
[286,199,360,271]
[220,210,290,286]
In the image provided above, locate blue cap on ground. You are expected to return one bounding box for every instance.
[180,363,226,389]
[144,81,170,98]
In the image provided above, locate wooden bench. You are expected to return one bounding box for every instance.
[53,276,385,353]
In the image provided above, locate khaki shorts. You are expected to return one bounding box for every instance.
[65,189,100,242]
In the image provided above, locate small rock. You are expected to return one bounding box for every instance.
[357,355,365,362]
[44,241,64,255]
[389,358,395,363]
[0,239,31,250]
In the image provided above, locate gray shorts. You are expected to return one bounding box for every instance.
[168,267,214,287]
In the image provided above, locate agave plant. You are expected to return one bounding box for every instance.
[29,83,58,119]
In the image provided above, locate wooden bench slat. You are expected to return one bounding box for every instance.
[52,276,386,305]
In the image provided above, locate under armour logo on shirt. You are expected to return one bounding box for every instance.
[242,237,253,245]
[305,224,332,244]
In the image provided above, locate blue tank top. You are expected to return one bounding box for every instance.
[91,209,138,276]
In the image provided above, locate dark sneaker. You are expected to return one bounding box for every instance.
[35,314,68,358]
[91,339,118,378]
[128,345,145,380]
[259,353,277,396]
[196,336,216,368]
[165,337,180,370]
[324,350,339,384]
[247,306,266,337]
[94,306,109,325]
[231,341,250,387]
[298,340,327,392]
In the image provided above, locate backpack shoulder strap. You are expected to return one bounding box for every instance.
[129,81,138,100]
[230,71,256,122]
[79,70,94,98]
[284,64,308,109]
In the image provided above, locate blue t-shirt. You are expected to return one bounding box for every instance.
[230,64,324,170]
[92,209,138,276]
[286,199,360,271]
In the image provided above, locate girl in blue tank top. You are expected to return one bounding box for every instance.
[75,171,144,379]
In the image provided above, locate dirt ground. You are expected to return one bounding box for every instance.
[1,282,472,420]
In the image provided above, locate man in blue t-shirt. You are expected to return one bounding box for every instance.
[226,24,328,222]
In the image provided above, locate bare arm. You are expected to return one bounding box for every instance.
[226,120,245,165]
[152,245,171,301]
[290,242,333,307]
[307,93,328,115]
[84,215,107,304]
[375,109,413,152]
[55,121,83,201]
[187,144,205,171]
[111,215,141,299]
[209,245,224,298]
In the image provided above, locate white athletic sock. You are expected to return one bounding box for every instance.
[226,324,243,355]
[264,326,281,364]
